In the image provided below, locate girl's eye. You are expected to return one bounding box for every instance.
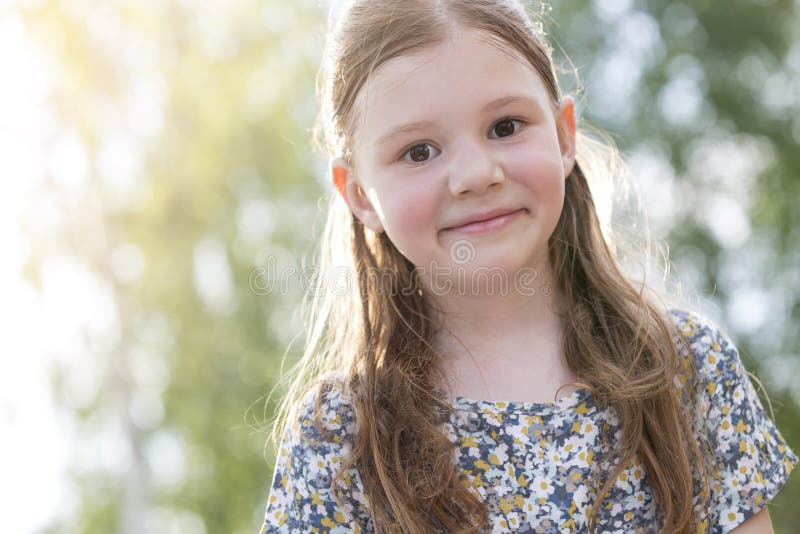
[400,143,441,165]
[490,118,524,138]
[398,118,524,165]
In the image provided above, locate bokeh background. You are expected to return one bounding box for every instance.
[1,0,798,532]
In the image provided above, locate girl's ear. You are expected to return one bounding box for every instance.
[556,96,577,178]
[330,157,385,234]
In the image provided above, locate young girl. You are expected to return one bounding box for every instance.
[259,1,796,532]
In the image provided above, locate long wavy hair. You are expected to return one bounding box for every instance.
[268,1,715,532]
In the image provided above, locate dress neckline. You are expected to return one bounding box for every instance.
[450,386,593,415]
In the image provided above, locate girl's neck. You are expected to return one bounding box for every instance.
[427,277,576,403]
[423,257,565,349]
[432,290,563,341]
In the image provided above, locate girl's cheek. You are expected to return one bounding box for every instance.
[509,146,563,189]
[385,184,438,228]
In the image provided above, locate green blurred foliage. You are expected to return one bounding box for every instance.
[15,0,798,532]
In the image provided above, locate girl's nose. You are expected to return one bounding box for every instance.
[446,142,504,197]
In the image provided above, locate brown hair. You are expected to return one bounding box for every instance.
[268,1,713,532]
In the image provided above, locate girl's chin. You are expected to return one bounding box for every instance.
[417,259,542,298]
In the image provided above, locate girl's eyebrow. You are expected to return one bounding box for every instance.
[376,94,537,146]
[377,120,436,147]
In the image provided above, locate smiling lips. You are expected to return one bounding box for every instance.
[444,208,526,235]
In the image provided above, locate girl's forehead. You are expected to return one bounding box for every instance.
[351,29,551,143]
[362,28,534,96]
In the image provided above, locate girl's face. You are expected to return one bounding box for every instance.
[332,27,576,291]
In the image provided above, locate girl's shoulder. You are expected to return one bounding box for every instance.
[287,371,358,446]
[665,306,758,399]
[665,307,797,519]
[665,306,768,418]
[263,373,372,532]
[666,307,741,383]
[666,306,729,349]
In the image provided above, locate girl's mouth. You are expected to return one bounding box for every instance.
[444,208,526,235]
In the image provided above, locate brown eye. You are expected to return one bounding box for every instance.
[401,143,439,165]
[493,118,520,138]
[408,144,430,162]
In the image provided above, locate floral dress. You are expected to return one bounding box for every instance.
[259,308,797,533]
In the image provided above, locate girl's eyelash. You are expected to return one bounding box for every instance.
[490,116,527,137]
[398,116,527,164]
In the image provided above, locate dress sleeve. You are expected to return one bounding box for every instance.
[260,377,373,533]
[679,310,798,533]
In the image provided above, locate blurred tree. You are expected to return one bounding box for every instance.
[14,0,797,532]
[21,0,327,533]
